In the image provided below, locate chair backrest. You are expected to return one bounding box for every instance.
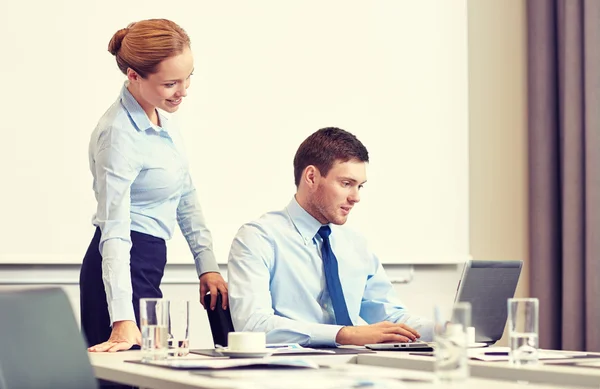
[0,287,98,389]
[203,293,235,347]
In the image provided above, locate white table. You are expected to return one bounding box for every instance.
[89,351,592,389]
[90,351,355,389]
[357,351,600,388]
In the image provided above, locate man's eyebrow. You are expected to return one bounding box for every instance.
[339,177,367,185]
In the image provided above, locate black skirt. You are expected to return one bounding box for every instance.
[79,227,167,347]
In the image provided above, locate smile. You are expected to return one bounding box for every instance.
[167,98,182,106]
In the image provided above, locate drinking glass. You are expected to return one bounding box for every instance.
[434,302,471,382]
[140,298,169,362]
[507,298,539,366]
[168,300,190,357]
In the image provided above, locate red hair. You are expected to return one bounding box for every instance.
[108,19,190,78]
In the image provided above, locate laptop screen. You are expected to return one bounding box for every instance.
[454,260,523,345]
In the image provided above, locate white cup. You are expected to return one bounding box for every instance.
[227,332,266,351]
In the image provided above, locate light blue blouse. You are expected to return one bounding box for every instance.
[89,84,219,323]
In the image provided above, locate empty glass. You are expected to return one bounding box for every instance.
[434,302,471,382]
[167,300,190,357]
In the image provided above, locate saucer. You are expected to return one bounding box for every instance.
[468,342,488,348]
[215,348,274,358]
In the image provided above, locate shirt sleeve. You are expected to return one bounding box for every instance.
[228,224,342,347]
[93,130,141,325]
[176,172,219,276]
[359,254,434,342]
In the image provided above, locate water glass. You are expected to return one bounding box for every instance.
[507,298,539,366]
[168,300,190,357]
[140,298,169,362]
[434,302,471,382]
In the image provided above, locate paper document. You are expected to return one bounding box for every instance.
[143,358,320,370]
[193,363,432,389]
[469,347,589,362]
[569,361,600,368]
[266,343,336,355]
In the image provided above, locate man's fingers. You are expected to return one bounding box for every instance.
[402,330,418,342]
[377,322,419,338]
[398,323,420,338]
[382,333,411,343]
[389,323,419,339]
[384,326,417,342]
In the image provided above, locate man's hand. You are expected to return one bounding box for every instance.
[335,321,421,346]
[87,320,141,352]
[199,272,228,310]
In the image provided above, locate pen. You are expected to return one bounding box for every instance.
[484,351,509,356]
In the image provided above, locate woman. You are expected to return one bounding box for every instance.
[80,19,228,353]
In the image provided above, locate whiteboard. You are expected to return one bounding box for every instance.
[0,0,469,265]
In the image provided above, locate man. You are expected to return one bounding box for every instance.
[228,127,433,346]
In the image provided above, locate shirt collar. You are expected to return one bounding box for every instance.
[286,196,326,242]
[119,82,169,133]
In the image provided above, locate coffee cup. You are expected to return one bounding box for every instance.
[227,332,266,351]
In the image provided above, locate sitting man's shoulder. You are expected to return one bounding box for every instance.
[235,209,292,238]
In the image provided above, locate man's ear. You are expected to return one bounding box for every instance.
[303,165,320,188]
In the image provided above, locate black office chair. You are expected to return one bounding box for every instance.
[0,287,98,389]
[203,292,235,347]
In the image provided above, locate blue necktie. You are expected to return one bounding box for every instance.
[318,226,353,326]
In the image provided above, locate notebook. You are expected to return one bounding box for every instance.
[366,260,523,351]
[454,260,523,345]
[0,287,98,389]
[365,342,434,352]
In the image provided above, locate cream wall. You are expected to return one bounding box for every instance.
[0,1,529,347]
[0,1,470,348]
[0,1,470,268]
[467,0,529,342]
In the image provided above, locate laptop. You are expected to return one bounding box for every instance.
[0,287,98,389]
[365,342,434,351]
[454,259,523,345]
[366,260,523,351]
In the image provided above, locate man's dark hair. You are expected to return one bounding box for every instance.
[293,127,369,187]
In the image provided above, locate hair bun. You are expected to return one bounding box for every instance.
[107,28,129,56]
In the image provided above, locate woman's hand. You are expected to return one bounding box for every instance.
[199,272,228,310]
[87,320,141,352]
